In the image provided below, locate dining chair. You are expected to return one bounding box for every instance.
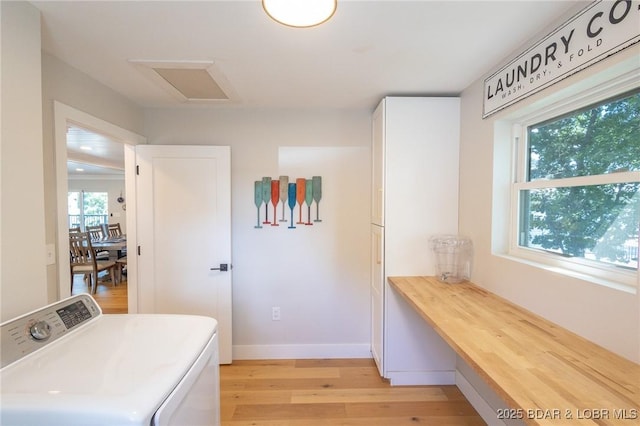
[116,256,127,282]
[107,223,122,238]
[85,225,109,260]
[86,225,105,241]
[69,231,118,294]
[100,223,109,238]
[107,222,127,259]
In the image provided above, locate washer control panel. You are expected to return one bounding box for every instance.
[0,294,101,369]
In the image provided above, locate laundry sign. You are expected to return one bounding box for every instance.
[483,0,640,118]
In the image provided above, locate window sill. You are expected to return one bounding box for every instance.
[494,253,638,295]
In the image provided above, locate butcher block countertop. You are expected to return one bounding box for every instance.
[387,276,640,425]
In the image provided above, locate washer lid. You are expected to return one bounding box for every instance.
[0,314,217,426]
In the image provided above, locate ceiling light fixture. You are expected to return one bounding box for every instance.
[262,0,337,28]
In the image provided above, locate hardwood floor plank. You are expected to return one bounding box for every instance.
[232,403,347,420]
[290,387,448,404]
[232,359,297,367]
[227,376,389,392]
[295,359,377,368]
[221,390,292,406]
[222,365,341,380]
[344,401,481,418]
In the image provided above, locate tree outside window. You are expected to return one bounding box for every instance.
[519,91,640,271]
[68,191,108,229]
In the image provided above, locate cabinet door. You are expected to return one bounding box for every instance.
[384,97,460,277]
[370,225,384,375]
[371,101,384,226]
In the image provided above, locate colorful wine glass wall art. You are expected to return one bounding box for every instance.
[296,178,306,225]
[254,180,263,229]
[305,179,313,225]
[270,180,280,226]
[262,177,272,225]
[288,183,297,229]
[253,176,323,230]
[279,175,289,222]
[312,176,322,222]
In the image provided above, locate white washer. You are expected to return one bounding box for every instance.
[0,294,220,426]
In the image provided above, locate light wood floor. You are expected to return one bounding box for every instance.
[71,274,128,314]
[73,277,485,425]
[221,359,486,425]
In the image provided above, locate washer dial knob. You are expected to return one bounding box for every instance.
[29,320,52,341]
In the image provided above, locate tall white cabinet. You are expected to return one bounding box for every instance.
[371,97,460,385]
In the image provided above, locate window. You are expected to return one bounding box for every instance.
[512,90,640,289]
[68,191,109,229]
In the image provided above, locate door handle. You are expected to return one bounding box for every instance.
[210,263,229,272]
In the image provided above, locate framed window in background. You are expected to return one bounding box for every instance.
[68,191,109,230]
[510,88,639,291]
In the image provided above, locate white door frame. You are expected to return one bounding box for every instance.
[54,101,145,311]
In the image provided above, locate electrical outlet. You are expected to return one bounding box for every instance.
[272,307,281,321]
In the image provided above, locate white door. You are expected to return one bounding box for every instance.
[135,145,232,364]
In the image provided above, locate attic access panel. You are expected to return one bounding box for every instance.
[130,60,237,103]
[153,68,228,100]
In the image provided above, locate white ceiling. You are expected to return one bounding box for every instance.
[32,0,585,173]
[66,126,125,178]
[33,0,585,109]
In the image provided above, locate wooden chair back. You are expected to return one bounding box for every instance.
[69,232,94,266]
[86,225,105,242]
[107,223,122,238]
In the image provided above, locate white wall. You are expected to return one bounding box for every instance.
[144,108,372,359]
[0,2,47,321]
[458,44,640,362]
[41,53,144,302]
[38,38,371,358]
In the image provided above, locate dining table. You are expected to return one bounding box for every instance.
[92,235,127,260]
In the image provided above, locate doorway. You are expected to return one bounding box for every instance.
[67,127,125,311]
[54,102,145,312]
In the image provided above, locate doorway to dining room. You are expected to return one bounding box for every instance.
[67,153,126,312]
[54,101,146,312]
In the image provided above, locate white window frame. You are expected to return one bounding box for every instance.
[508,76,639,292]
[68,190,110,230]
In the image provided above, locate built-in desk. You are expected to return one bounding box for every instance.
[388,276,640,426]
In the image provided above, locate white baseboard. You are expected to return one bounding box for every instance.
[456,370,507,426]
[387,370,455,386]
[232,343,372,360]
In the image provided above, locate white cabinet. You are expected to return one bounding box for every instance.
[371,102,384,226]
[370,97,460,385]
[370,224,384,369]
